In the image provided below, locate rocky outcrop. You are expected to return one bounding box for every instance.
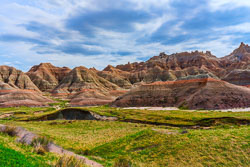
[53,66,120,94]
[97,65,132,89]
[114,51,224,84]
[52,66,127,106]
[0,66,53,107]
[112,78,250,109]
[221,42,250,69]
[27,63,71,92]
[0,66,39,91]
[222,69,250,86]
[112,43,249,87]
[0,85,53,107]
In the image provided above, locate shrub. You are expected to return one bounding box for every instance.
[31,136,51,155]
[113,156,131,167]
[1,126,18,137]
[81,149,91,155]
[55,155,86,167]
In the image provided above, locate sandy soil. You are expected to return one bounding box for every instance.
[214,108,250,112]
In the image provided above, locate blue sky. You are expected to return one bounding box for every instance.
[0,0,250,71]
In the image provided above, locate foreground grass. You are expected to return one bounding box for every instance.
[90,126,250,167]
[9,120,148,153]
[1,106,250,166]
[5,120,250,167]
[0,132,58,166]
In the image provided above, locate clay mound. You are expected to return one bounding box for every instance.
[0,82,14,90]
[97,65,132,89]
[0,65,39,91]
[52,66,121,95]
[0,89,53,107]
[27,63,71,92]
[53,66,119,94]
[69,89,127,106]
[222,69,250,86]
[52,66,127,105]
[112,78,250,109]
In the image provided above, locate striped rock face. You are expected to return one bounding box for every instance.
[26,63,71,92]
[112,78,250,110]
[0,65,39,91]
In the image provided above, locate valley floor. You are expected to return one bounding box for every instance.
[0,106,249,167]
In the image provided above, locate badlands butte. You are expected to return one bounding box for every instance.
[0,42,250,109]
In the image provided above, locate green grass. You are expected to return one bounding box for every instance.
[5,120,250,167]
[0,106,55,121]
[8,120,149,153]
[6,106,249,127]
[84,106,250,126]
[1,106,250,166]
[0,132,58,167]
[48,98,69,108]
[90,126,250,167]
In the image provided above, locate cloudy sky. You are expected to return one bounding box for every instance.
[0,0,250,71]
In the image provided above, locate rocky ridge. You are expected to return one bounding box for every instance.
[0,42,249,108]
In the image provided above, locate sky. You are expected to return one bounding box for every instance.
[0,0,250,71]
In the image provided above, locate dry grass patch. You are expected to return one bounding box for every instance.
[31,136,52,155]
[55,155,87,167]
[1,126,18,137]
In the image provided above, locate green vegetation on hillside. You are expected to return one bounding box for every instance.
[90,127,250,166]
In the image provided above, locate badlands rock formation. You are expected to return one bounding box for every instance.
[0,42,249,108]
[0,66,39,91]
[0,66,53,107]
[112,78,250,109]
[0,82,53,107]
[115,51,223,84]
[53,66,120,94]
[97,65,132,89]
[27,63,71,92]
[51,66,127,106]
[221,42,250,85]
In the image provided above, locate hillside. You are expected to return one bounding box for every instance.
[112,78,250,109]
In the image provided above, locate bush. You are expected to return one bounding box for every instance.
[31,136,51,155]
[113,156,131,167]
[55,155,86,167]
[78,149,91,156]
[1,126,18,137]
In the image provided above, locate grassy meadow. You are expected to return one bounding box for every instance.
[0,106,249,166]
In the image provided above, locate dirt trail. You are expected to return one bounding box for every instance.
[0,124,103,167]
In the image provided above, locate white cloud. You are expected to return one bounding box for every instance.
[209,0,250,11]
[128,0,171,10]
[214,22,250,33]
[134,14,175,36]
